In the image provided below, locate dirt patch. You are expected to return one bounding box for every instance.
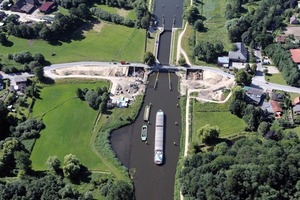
[117,9,130,18]
[284,26,300,38]
[264,66,280,74]
[179,70,234,102]
[52,65,146,100]
[93,22,105,33]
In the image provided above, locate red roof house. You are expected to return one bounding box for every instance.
[39,1,56,13]
[270,100,282,118]
[290,49,300,63]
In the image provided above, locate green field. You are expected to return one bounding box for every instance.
[191,100,247,141]
[182,0,232,65]
[197,0,231,50]
[30,79,110,170]
[0,23,145,64]
[265,73,287,86]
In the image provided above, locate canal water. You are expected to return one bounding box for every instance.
[153,0,184,30]
[110,72,181,200]
[157,30,172,65]
[154,0,184,65]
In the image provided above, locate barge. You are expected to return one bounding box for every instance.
[154,109,164,165]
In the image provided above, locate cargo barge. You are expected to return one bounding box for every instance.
[154,109,164,165]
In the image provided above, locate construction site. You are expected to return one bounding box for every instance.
[178,69,234,102]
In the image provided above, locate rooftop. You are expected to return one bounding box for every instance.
[270,100,282,113]
[290,49,300,63]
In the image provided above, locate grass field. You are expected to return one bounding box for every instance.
[30,79,110,170]
[182,0,232,65]
[191,100,247,141]
[197,0,232,50]
[0,23,145,64]
[265,73,287,86]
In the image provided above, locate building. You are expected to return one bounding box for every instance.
[270,100,282,118]
[292,96,300,115]
[10,0,38,14]
[243,86,264,105]
[290,15,299,24]
[290,49,300,64]
[270,91,285,102]
[10,76,27,92]
[228,42,248,63]
[217,56,229,68]
[39,1,56,13]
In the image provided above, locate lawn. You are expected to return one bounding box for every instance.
[191,100,247,141]
[265,73,287,86]
[30,79,110,170]
[0,23,145,64]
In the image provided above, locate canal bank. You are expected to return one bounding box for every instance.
[110,72,181,200]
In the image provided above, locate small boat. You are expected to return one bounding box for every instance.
[143,105,151,122]
[141,125,148,141]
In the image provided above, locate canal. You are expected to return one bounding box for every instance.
[153,0,184,65]
[110,72,181,200]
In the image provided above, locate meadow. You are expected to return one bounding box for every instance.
[191,99,247,141]
[30,79,110,170]
[0,23,146,64]
[182,0,232,64]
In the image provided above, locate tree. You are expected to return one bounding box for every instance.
[0,32,8,45]
[197,124,220,144]
[235,69,252,86]
[184,6,200,25]
[14,151,31,173]
[99,102,106,113]
[194,19,204,31]
[63,154,81,179]
[46,156,61,172]
[34,53,45,64]
[178,55,187,66]
[76,88,84,100]
[85,90,99,109]
[229,99,246,117]
[258,121,270,136]
[144,52,155,66]
[242,105,263,131]
[34,66,44,81]
[107,180,134,200]
[251,63,257,74]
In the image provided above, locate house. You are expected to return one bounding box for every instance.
[270,91,285,102]
[243,86,264,105]
[270,100,282,118]
[10,0,38,14]
[275,35,285,43]
[290,49,300,64]
[11,76,27,92]
[290,15,299,24]
[293,104,300,115]
[39,1,57,13]
[217,56,229,68]
[228,42,248,63]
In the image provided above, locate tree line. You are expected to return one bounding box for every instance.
[265,43,300,86]
[180,132,300,199]
[226,0,296,49]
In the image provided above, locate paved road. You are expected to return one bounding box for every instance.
[43,61,300,94]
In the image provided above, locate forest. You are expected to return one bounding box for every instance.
[179,133,300,199]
